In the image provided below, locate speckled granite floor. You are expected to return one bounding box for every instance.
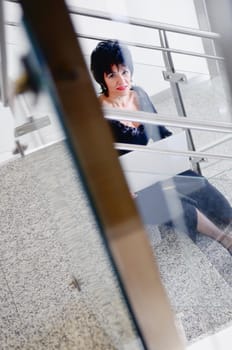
[0,141,232,349]
[0,142,142,350]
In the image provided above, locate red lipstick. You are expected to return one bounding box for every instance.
[117,86,127,91]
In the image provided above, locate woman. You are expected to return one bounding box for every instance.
[90,39,232,254]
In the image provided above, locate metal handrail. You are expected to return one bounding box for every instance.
[78,33,224,61]
[104,108,232,133]
[4,1,220,39]
[5,21,223,61]
[5,1,222,60]
[115,142,232,161]
[0,0,8,105]
[69,6,219,40]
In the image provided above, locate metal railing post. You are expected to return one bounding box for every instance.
[159,29,202,174]
[0,0,9,105]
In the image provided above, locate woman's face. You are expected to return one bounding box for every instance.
[103,64,132,97]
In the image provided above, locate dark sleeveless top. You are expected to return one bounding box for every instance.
[108,86,172,155]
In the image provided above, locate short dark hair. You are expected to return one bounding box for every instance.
[90,40,134,95]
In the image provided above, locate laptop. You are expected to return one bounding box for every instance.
[119,131,190,193]
[119,132,192,225]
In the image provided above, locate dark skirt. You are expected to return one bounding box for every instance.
[136,170,232,241]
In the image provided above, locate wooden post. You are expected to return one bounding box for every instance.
[19,1,185,349]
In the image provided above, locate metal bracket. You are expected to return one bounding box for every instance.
[162,71,187,84]
[190,157,208,164]
[14,115,51,137]
[12,141,27,157]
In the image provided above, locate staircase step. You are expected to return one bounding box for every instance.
[152,229,232,343]
[196,235,232,288]
[198,176,232,288]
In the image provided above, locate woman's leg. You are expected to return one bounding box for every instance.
[196,209,232,254]
[175,171,232,228]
